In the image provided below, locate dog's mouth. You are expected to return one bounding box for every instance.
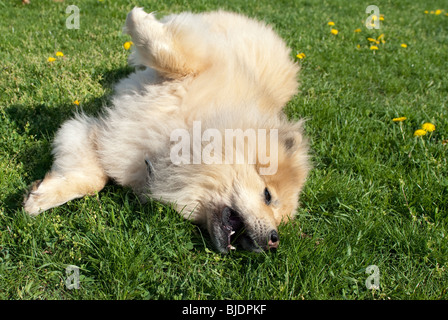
[220,206,247,251]
[211,205,276,253]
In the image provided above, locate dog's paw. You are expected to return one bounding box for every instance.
[124,7,158,38]
[23,180,44,216]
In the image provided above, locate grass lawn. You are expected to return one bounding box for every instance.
[1,0,447,300]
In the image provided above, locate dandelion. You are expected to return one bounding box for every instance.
[394,117,407,141]
[401,43,408,48]
[328,21,335,26]
[356,44,361,49]
[74,100,80,106]
[56,51,64,57]
[330,29,338,35]
[296,52,306,59]
[435,9,442,15]
[123,41,133,50]
[354,28,361,33]
[367,37,378,43]
[379,14,384,21]
[48,57,56,62]
[414,129,427,137]
[370,45,379,50]
[421,122,435,132]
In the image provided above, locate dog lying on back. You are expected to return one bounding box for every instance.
[23,8,310,253]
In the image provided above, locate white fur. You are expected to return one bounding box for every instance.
[24,9,310,252]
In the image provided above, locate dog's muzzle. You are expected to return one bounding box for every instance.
[220,206,279,252]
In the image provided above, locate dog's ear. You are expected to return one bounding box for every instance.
[145,157,155,183]
[279,120,307,156]
[283,132,301,154]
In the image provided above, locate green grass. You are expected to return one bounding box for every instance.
[1,0,447,300]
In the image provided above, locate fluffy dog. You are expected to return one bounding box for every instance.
[23,8,310,253]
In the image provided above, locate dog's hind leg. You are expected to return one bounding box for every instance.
[124,7,211,78]
[23,115,108,216]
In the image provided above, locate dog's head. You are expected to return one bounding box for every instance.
[149,119,310,253]
[204,123,310,253]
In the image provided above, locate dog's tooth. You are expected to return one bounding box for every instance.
[229,245,236,250]
[230,231,235,236]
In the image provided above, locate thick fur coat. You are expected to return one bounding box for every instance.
[24,8,310,253]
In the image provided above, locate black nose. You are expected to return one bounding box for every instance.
[268,230,279,249]
[270,230,278,242]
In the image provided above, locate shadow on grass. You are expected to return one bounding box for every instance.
[2,66,134,214]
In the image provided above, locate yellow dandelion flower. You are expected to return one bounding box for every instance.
[430,11,434,14]
[296,53,306,59]
[74,100,80,106]
[401,43,407,48]
[370,45,379,50]
[379,16,384,21]
[393,117,407,122]
[421,122,435,132]
[48,57,56,62]
[435,9,442,15]
[123,41,133,50]
[414,129,427,136]
[367,37,377,42]
[328,21,335,26]
[356,44,361,49]
[371,15,378,21]
[424,10,429,14]
[331,29,338,35]
[354,28,361,33]
[56,51,64,57]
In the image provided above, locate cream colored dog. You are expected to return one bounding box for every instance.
[23,8,310,253]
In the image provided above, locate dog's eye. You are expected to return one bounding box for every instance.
[264,187,272,205]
